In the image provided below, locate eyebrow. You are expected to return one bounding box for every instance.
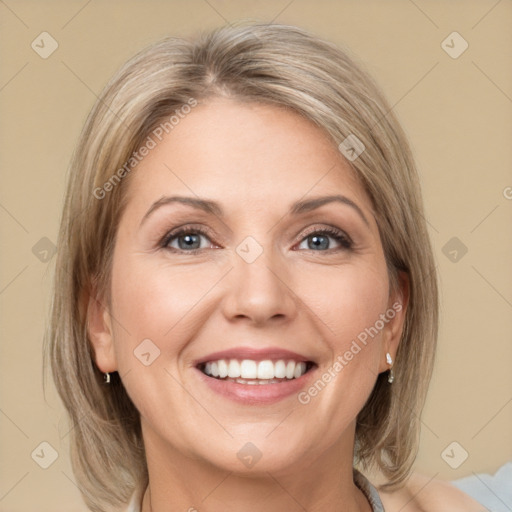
[139,194,370,228]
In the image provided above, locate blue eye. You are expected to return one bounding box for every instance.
[162,228,212,252]
[297,228,353,251]
[160,226,353,254]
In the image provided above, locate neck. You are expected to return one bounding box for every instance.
[139,422,372,512]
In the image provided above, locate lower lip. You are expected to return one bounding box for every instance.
[194,366,316,405]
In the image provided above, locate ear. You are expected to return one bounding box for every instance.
[85,282,117,373]
[379,270,409,373]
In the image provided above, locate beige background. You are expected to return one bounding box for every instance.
[1,1,511,510]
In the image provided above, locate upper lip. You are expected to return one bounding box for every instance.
[194,347,315,366]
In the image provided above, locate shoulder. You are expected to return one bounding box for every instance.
[378,472,486,512]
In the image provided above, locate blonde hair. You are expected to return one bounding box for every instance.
[43,22,438,511]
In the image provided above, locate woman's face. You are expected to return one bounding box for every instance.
[90,97,406,476]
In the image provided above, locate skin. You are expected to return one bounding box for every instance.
[87,98,480,511]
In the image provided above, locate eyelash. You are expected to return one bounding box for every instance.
[159,225,353,254]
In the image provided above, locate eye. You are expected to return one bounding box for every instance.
[296,227,353,252]
[159,225,353,254]
[161,227,215,253]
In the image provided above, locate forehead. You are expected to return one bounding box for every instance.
[123,98,372,218]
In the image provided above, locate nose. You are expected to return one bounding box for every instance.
[221,246,298,326]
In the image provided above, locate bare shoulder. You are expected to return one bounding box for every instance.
[378,471,486,512]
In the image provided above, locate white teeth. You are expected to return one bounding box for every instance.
[240,360,257,379]
[257,360,274,379]
[201,358,310,381]
[218,359,228,378]
[227,359,240,378]
[294,362,306,378]
[285,361,295,379]
[274,360,286,378]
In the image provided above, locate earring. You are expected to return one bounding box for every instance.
[104,372,111,384]
[386,353,394,384]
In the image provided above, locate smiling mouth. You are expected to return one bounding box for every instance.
[198,359,316,385]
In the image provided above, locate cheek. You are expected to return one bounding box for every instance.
[302,263,389,340]
[299,262,389,397]
[295,266,388,423]
[107,257,215,430]
[108,256,221,366]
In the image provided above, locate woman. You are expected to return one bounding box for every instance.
[44,23,484,511]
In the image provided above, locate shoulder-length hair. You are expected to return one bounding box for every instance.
[44,22,438,512]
